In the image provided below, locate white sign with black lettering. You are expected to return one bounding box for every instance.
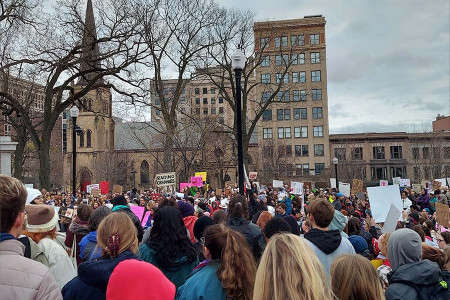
[155,172,176,187]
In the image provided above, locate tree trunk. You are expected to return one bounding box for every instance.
[38,137,51,190]
[13,133,26,181]
[163,134,174,172]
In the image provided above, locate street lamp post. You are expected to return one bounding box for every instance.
[70,106,80,197]
[333,157,339,191]
[232,48,246,196]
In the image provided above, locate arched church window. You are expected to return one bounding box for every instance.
[79,130,84,147]
[88,98,93,111]
[140,160,149,184]
[86,130,92,147]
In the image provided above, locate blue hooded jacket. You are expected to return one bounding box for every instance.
[79,231,102,261]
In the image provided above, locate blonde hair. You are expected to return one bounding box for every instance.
[253,234,332,300]
[97,212,138,257]
[23,228,57,244]
[331,254,385,300]
[379,233,391,257]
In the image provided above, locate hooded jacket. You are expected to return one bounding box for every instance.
[304,228,355,276]
[226,217,266,260]
[65,219,90,266]
[112,207,144,242]
[62,251,138,300]
[417,194,430,210]
[183,216,198,243]
[328,210,348,238]
[78,231,102,262]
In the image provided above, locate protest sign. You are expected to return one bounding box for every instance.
[87,184,100,194]
[436,203,450,228]
[351,179,364,194]
[92,189,101,197]
[356,192,365,200]
[100,181,109,194]
[195,172,207,182]
[65,208,74,219]
[400,179,411,187]
[129,205,151,227]
[112,185,123,194]
[367,184,403,223]
[434,178,447,188]
[330,178,336,189]
[339,183,351,197]
[155,172,176,187]
[392,177,401,185]
[380,180,388,187]
[249,172,258,180]
[25,184,34,188]
[381,204,402,234]
[432,180,442,190]
[412,184,422,194]
[191,176,203,187]
[180,182,192,191]
[273,180,283,188]
[291,182,304,195]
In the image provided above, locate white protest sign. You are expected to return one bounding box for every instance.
[400,179,410,187]
[330,178,336,189]
[434,178,448,189]
[367,184,403,223]
[380,180,388,187]
[25,184,34,188]
[392,177,401,185]
[155,172,176,187]
[273,180,283,188]
[291,182,304,195]
[87,184,100,194]
[381,204,401,234]
[339,182,350,197]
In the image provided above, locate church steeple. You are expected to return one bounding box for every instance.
[77,0,103,85]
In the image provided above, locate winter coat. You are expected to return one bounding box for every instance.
[304,228,355,277]
[226,217,266,260]
[386,260,450,300]
[417,194,431,210]
[78,231,102,262]
[62,251,139,300]
[64,219,89,266]
[112,207,144,242]
[0,239,62,300]
[176,260,226,300]
[139,243,199,289]
[183,216,198,243]
[29,237,77,289]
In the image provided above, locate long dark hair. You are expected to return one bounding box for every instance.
[147,206,197,268]
[346,217,361,236]
[228,195,249,220]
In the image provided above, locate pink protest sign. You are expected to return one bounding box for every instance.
[180,182,192,191]
[191,176,203,187]
[129,205,151,226]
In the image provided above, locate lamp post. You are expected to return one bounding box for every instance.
[70,105,80,197]
[333,157,339,191]
[232,48,246,196]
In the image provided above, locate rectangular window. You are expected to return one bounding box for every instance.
[277,109,283,121]
[219,107,224,114]
[413,167,420,179]
[276,54,289,66]
[390,146,403,159]
[285,127,291,138]
[286,145,292,157]
[314,144,324,156]
[284,109,290,120]
[277,92,283,101]
[335,148,346,161]
[219,97,224,104]
[373,146,385,159]
[293,108,300,120]
[351,147,363,160]
[412,147,420,159]
[311,52,320,63]
[299,35,305,46]
[203,107,208,114]
[195,98,200,105]
[423,147,430,159]
[295,145,309,157]
[195,107,200,115]
[260,37,270,48]
[371,167,387,180]
[302,145,309,156]
[203,98,208,104]
[292,72,299,83]
[293,90,299,101]
[300,90,307,101]
[291,35,298,46]
[313,126,323,137]
[203,88,208,94]
[310,34,320,45]
[301,126,308,138]
[315,163,325,175]
[261,55,270,67]
[300,108,307,119]
[298,53,305,64]
[390,166,407,179]
[211,107,216,114]
[261,92,271,102]
[263,128,273,139]
[294,127,301,138]
[283,91,290,102]
[275,37,281,47]
[276,73,282,84]
[219,117,224,124]
[278,127,284,139]
[210,88,216,94]
[312,89,322,100]
[299,71,306,83]
[195,88,200,95]
[261,74,271,84]
[283,73,289,84]
[211,97,216,104]
[281,36,288,47]
[263,110,272,121]
[312,107,323,119]
[311,70,321,82]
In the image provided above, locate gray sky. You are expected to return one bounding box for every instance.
[218,0,450,134]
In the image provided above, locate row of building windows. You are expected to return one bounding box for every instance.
[335,146,450,161]
[260,34,320,48]
[194,87,217,95]
[262,107,323,121]
[261,89,322,102]
[263,126,325,139]
[193,107,225,115]
[78,130,92,148]
[194,97,224,105]
[261,52,321,67]
[413,166,450,180]
[261,70,321,84]
[411,147,450,160]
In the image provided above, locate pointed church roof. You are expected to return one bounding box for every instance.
[77,0,103,85]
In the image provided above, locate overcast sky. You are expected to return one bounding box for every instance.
[218,0,450,134]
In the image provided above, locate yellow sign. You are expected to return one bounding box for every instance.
[195,172,207,182]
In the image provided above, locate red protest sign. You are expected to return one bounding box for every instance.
[100,181,109,194]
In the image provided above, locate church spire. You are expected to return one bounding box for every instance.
[77,0,103,85]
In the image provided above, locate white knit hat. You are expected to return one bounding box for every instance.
[26,187,43,204]
[25,204,58,233]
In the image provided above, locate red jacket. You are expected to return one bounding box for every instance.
[183,216,198,243]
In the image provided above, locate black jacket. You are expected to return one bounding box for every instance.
[115,207,144,243]
[226,217,265,260]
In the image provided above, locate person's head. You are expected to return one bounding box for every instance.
[256,211,273,232]
[26,187,43,204]
[88,206,112,232]
[212,210,227,224]
[148,206,197,268]
[421,188,426,195]
[254,233,332,300]
[112,195,128,207]
[77,204,94,222]
[388,228,422,270]
[177,200,194,218]
[412,225,425,242]
[437,231,450,249]
[410,204,419,213]
[302,219,311,234]
[378,233,391,257]
[331,254,385,300]
[348,235,370,258]
[263,217,292,242]
[422,243,446,269]
[203,224,256,300]
[308,199,335,229]
[228,195,249,219]
[276,203,286,215]
[0,175,27,237]
[97,212,138,258]
[283,215,300,236]
[443,246,450,270]
[92,200,100,209]
[408,212,419,225]
[193,216,214,242]
[23,204,59,243]
[346,217,362,235]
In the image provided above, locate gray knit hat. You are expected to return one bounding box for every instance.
[25,204,58,233]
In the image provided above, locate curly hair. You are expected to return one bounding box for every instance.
[204,224,256,300]
[147,206,198,268]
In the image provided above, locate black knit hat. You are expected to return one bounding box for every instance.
[113,195,127,207]
[193,216,214,241]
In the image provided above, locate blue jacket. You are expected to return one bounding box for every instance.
[176,260,226,300]
[62,251,139,300]
[78,231,102,261]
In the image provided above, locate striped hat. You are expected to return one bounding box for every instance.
[25,204,58,233]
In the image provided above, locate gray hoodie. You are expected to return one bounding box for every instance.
[387,228,421,271]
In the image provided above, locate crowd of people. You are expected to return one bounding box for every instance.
[1,174,450,299]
